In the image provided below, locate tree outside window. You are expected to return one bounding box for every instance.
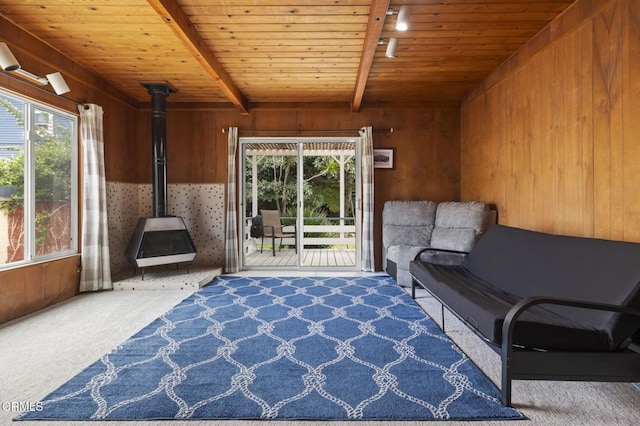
[0,91,77,267]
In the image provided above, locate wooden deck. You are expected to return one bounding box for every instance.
[244,247,356,268]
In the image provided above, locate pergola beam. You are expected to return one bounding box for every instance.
[147,0,249,114]
[351,0,390,112]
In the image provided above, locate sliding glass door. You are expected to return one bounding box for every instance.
[242,139,299,268]
[240,137,360,270]
[298,140,357,267]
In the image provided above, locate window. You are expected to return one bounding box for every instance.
[0,89,78,268]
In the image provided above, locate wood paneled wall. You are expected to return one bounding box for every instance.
[133,104,462,271]
[0,17,139,324]
[461,0,640,242]
[0,255,81,324]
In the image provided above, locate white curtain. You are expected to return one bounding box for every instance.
[225,127,240,273]
[360,126,375,271]
[79,104,112,291]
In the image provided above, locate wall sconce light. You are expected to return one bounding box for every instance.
[387,6,410,32]
[379,38,399,58]
[46,71,71,95]
[0,42,71,95]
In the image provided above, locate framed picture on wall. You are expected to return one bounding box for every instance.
[373,148,394,169]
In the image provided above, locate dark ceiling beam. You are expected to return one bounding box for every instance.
[351,0,390,112]
[146,0,249,114]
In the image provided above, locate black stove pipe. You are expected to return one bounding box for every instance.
[142,83,175,218]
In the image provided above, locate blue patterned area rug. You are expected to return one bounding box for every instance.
[17,275,524,421]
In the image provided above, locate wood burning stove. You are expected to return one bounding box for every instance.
[126,83,197,277]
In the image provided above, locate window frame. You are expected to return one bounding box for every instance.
[0,88,79,269]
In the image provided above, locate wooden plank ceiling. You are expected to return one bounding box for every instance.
[0,0,575,112]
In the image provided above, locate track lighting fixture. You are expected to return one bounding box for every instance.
[387,6,410,32]
[0,42,71,95]
[385,38,398,58]
[396,6,410,31]
[379,5,409,58]
[379,38,398,58]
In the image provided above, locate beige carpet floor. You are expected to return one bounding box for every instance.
[1,271,639,425]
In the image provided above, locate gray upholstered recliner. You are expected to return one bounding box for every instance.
[383,200,494,286]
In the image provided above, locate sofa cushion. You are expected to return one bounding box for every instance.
[387,245,430,286]
[430,228,478,252]
[387,245,429,270]
[411,260,614,351]
[382,200,437,248]
[462,225,640,350]
[430,201,488,252]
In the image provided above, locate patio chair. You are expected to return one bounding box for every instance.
[260,209,297,256]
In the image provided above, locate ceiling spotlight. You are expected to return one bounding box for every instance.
[0,42,20,71]
[378,38,398,58]
[385,38,398,58]
[396,6,410,31]
[0,42,71,95]
[387,6,410,32]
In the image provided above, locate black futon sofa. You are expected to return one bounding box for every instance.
[410,224,640,406]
